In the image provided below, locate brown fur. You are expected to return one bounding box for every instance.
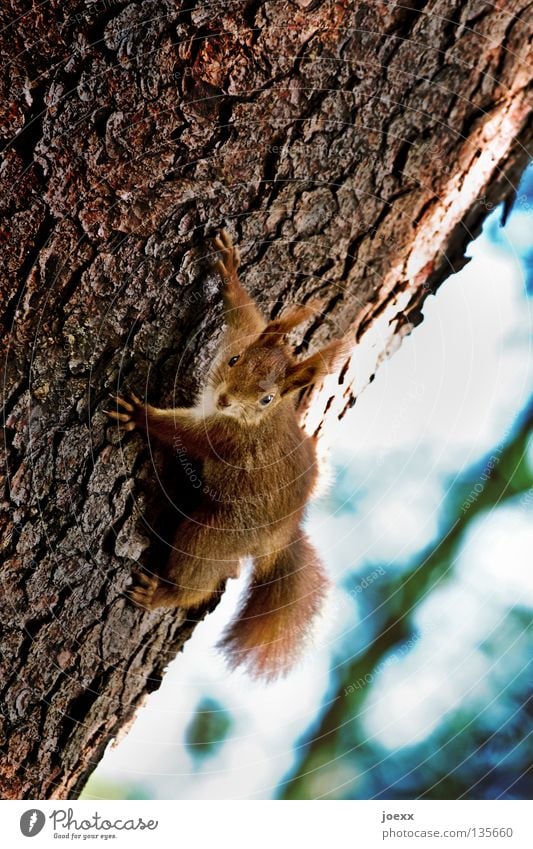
[105,230,346,680]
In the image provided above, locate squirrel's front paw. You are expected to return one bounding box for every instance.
[213,228,240,284]
[104,391,144,432]
[127,571,159,609]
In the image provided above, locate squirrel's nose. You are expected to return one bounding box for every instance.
[217,393,230,408]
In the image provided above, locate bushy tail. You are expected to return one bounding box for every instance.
[216,534,329,681]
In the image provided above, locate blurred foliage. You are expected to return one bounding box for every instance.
[80,777,151,800]
[280,402,533,800]
[184,697,233,762]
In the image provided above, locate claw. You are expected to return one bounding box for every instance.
[109,394,134,412]
[129,586,149,599]
[134,571,157,588]
[127,571,158,609]
[107,419,136,432]
[213,258,229,280]
[213,229,240,282]
[219,228,232,248]
[104,413,136,431]
[104,410,131,422]
[127,589,151,609]
[129,390,142,406]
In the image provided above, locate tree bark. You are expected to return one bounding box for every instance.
[0,0,531,799]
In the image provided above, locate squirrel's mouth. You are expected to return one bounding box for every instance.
[217,400,254,423]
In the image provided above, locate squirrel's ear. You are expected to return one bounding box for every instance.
[259,301,323,345]
[282,338,348,395]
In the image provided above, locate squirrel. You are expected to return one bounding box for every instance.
[105,229,347,680]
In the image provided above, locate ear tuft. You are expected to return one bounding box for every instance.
[259,300,323,346]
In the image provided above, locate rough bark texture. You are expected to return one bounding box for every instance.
[0,0,531,799]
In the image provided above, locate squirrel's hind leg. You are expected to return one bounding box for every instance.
[127,513,246,611]
[127,561,240,611]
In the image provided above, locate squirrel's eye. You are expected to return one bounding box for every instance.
[260,394,274,406]
[228,355,240,367]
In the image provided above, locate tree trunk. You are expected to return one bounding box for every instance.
[0,0,531,799]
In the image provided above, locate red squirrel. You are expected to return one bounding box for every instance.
[106,230,346,680]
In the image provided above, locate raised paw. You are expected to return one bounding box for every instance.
[127,571,159,609]
[212,228,240,284]
[104,391,144,432]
